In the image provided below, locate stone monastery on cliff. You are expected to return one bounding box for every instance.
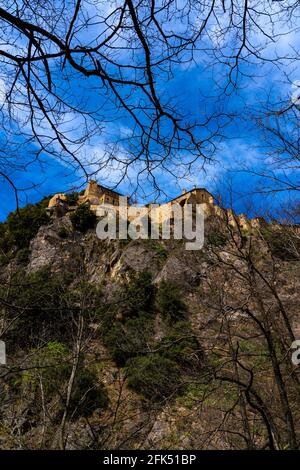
[47,180,264,231]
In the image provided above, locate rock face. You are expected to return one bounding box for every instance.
[112,243,162,278]
[1,209,300,451]
[28,216,82,273]
[28,218,195,285]
[154,253,201,286]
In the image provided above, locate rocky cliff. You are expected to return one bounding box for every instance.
[0,204,300,450]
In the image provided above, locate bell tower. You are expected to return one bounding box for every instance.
[84,180,102,197]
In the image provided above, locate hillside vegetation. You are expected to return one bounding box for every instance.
[0,201,300,449]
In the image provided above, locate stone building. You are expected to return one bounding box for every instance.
[47,193,68,217]
[78,180,123,211]
[47,181,263,231]
[167,188,214,207]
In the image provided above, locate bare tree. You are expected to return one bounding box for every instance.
[0,1,299,202]
[196,208,300,449]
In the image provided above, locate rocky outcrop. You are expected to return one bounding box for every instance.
[28,216,82,273]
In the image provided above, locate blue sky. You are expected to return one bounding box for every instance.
[0,2,299,221]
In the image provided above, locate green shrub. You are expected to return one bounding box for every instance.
[0,253,9,266]
[70,204,97,233]
[0,222,9,254]
[69,367,108,418]
[207,230,227,247]
[149,241,168,260]
[119,271,154,319]
[262,227,300,260]
[22,342,108,418]
[125,354,181,401]
[58,227,69,239]
[103,314,154,366]
[22,341,71,396]
[0,269,102,348]
[0,200,49,253]
[103,322,127,366]
[100,272,155,364]
[156,280,186,322]
[65,192,79,206]
[16,247,31,264]
[159,322,203,369]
